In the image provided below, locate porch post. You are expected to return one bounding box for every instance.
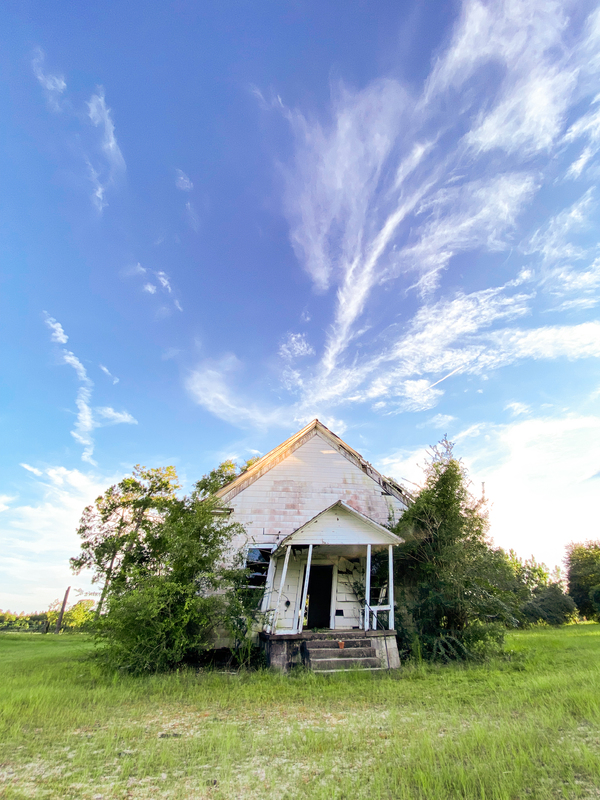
[297,544,313,633]
[270,545,291,634]
[364,544,372,631]
[388,544,395,631]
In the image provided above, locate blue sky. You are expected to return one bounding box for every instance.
[2,0,600,612]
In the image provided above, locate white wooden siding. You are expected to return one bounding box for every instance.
[281,504,401,547]
[229,431,405,551]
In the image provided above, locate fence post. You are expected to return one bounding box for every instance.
[54,586,70,634]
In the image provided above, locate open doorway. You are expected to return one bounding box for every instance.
[305,565,333,629]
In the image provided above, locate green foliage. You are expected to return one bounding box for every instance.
[97,491,258,673]
[505,550,551,596]
[522,584,578,626]
[194,457,262,498]
[62,599,96,630]
[194,460,239,497]
[566,540,600,619]
[391,438,515,661]
[0,601,95,633]
[99,580,224,673]
[70,465,180,615]
[590,585,600,614]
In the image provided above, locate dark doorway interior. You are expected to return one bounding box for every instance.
[306,565,333,629]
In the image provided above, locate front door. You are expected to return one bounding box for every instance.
[306,565,333,629]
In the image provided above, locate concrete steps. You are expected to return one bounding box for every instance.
[304,638,382,673]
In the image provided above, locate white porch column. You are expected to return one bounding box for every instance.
[364,544,372,631]
[270,545,291,634]
[297,544,313,633]
[388,544,395,631]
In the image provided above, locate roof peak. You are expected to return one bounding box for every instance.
[215,419,411,507]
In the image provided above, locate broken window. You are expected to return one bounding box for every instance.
[245,548,271,588]
[239,548,272,608]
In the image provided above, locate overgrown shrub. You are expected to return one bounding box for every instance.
[391,438,517,662]
[99,580,224,672]
[92,475,260,673]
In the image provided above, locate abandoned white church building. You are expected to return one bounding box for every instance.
[215,419,410,672]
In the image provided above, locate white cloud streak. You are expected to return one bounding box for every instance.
[32,48,66,111]
[43,312,68,344]
[33,50,125,211]
[176,169,194,191]
[43,318,136,464]
[186,356,291,430]
[85,90,125,211]
[99,364,119,384]
[20,464,43,477]
[87,90,125,172]
[195,1,600,431]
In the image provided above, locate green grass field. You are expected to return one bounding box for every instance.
[1,627,599,800]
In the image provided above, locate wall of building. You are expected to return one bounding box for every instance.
[227,431,405,552]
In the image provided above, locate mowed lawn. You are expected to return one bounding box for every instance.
[1,627,599,800]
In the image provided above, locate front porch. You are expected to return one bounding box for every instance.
[253,501,403,670]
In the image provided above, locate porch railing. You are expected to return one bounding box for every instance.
[362,599,394,670]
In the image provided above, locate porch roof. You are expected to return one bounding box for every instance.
[273,500,403,555]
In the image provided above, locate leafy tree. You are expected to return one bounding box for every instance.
[505,551,551,596]
[391,438,516,661]
[521,584,577,626]
[195,460,238,497]
[194,457,261,498]
[63,599,96,630]
[566,541,600,619]
[97,489,254,673]
[70,466,180,616]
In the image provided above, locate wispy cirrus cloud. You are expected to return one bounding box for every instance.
[124,263,182,313]
[32,51,125,211]
[99,364,119,384]
[44,315,137,464]
[86,89,125,211]
[186,355,290,430]
[188,1,600,431]
[176,169,193,191]
[43,312,68,344]
[20,464,43,477]
[32,48,66,111]
[279,333,315,360]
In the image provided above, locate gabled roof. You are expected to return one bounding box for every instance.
[273,500,404,554]
[215,418,411,506]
